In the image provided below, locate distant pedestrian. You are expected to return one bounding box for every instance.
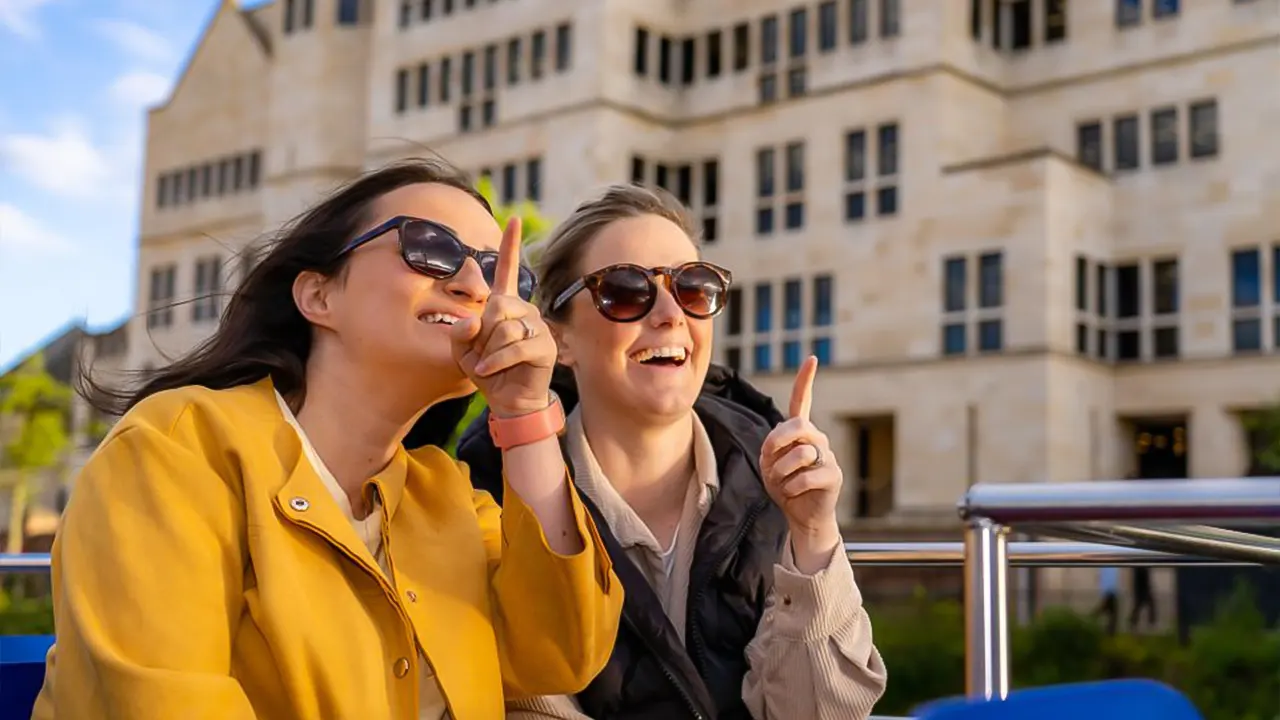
[1094,566,1120,635]
[1130,567,1157,630]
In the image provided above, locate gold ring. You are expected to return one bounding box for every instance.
[519,317,536,340]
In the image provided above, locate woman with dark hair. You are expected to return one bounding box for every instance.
[457,184,886,719]
[31,159,623,720]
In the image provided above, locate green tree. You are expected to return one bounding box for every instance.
[0,354,72,559]
[1241,404,1280,474]
[443,177,555,455]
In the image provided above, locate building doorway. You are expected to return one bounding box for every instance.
[1133,419,1188,480]
[846,415,895,520]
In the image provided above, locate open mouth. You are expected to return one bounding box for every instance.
[419,312,462,326]
[629,346,690,368]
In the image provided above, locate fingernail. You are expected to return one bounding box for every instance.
[474,361,487,375]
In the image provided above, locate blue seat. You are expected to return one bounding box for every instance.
[914,679,1203,720]
[0,635,53,720]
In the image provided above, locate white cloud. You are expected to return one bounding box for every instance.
[108,71,172,109]
[0,0,54,39]
[0,203,73,256]
[93,18,175,64]
[0,119,113,199]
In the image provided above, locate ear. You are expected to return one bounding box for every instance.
[548,321,576,369]
[292,270,338,330]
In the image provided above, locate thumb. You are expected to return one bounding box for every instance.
[450,316,481,345]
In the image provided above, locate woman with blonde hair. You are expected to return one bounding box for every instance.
[458,183,887,719]
[32,159,623,720]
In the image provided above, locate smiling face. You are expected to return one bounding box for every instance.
[554,214,712,424]
[295,182,502,401]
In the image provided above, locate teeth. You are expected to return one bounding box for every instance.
[631,347,688,363]
[421,312,461,325]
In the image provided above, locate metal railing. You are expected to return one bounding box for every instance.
[955,477,1280,701]
[5,476,1280,712]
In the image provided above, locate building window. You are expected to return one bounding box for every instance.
[395,69,409,113]
[417,63,430,107]
[1045,0,1067,42]
[755,147,776,235]
[783,340,802,370]
[707,30,723,78]
[1189,100,1219,159]
[784,278,803,330]
[1116,0,1141,27]
[1232,248,1262,353]
[531,30,546,79]
[759,73,777,104]
[284,0,296,33]
[1153,0,1179,19]
[876,123,899,216]
[439,57,452,102]
[461,51,475,97]
[726,347,742,372]
[1114,262,1141,361]
[658,36,673,84]
[941,252,1004,356]
[755,282,773,333]
[501,164,517,204]
[843,129,866,221]
[483,44,498,91]
[1150,106,1178,165]
[761,15,779,64]
[941,256,967,355]
[818,1,838,51]
[732,22,750,71]
[337,0,361,25]
[849,0,868,43]
[247,151,261,188]
[1113,114,1139,171]
[508,37,522,85]
[147,264,177,330]
[634,27,649,76]
[675,164,693,204]
[813,275,833,326]
[787,67,806,97]
[812,337,833,366]
[555,23,572,72]
[399,0,412,28]
[458,104,473,132]
[301,0,314,29]
[655,164,669,190]
[700,159,720,243]
[784,141,805,230]
[726,287,743,337]
[1075,256,1090,355]
[754,343,772,373]
[880,0,900,37]
[192,256,223,323]
[481,99,495,127]
[630,156,646,185]
[1077,121,1103,171]
[680,37,696,86]
[1151,258,1179,359]
[789,7,808,59]
[525,158,542,203]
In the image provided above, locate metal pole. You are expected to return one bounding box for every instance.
[964,519,1009,700]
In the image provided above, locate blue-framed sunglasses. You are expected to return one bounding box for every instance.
[337,215,536,301]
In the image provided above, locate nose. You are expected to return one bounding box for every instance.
[443,257,490,305]
[647,284,685,328]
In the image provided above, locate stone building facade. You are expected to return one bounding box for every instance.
[126,0,1280,607]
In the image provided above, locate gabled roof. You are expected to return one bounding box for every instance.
[148,0,274,114]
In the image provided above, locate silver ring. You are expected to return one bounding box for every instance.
[810,443,825,468]
[519,317,536,340]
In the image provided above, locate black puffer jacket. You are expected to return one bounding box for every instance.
[455,364,789,719]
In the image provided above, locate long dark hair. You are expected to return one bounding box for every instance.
[83,158,490,448]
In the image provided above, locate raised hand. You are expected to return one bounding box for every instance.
[450,217,557,418]
[759,356,844,571]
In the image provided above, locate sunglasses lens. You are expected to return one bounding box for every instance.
[475,256,537,302]
[597,267,654,321]
[674,264,728,317]
[401,222,464,278]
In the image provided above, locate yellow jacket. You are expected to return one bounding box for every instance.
[31,379,623,719]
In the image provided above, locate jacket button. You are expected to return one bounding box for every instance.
[405,590,418,603]
[289,497,310,511]
[393,657,411,678]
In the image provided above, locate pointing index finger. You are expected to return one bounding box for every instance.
[491,216,523,297]
[788,355,818,421]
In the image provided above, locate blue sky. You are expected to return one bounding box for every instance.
[0,0,233,370]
